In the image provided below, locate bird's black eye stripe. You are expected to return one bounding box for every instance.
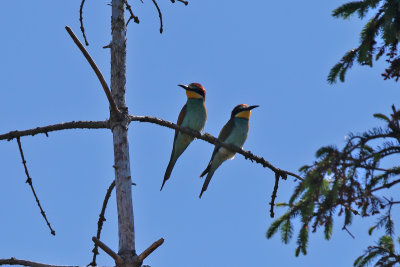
[232,107,247,117]
[191,88,204,96]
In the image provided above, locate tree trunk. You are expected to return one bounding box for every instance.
[110,1,139,266]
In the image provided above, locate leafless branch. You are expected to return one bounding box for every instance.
[88,180,116,266]
[65,26,119,114]
[79,0,89,46]
[269,173,280,218]
[384,198,400,205]
[124,0,140,25]
[0,257,78,267]
[128,115,303,181]
[1,116,301,181]
[371,179,400,193]
[91,237,124,265]
[138,238,164,262]
[151,0,163,33]
[342,225,355,239]
[16,137,55,235]
[170,0,189,5]
[0,120,109,141]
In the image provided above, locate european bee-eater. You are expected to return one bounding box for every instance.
[161,83,207,190]
[199,104,259,198]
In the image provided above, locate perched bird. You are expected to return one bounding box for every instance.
[161,83,207,190]
[199,104,259,198]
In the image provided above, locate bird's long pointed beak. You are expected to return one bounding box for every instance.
[178,84,189,90]
[247,105,259,110]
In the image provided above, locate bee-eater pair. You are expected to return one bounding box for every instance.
[160,83,258,198]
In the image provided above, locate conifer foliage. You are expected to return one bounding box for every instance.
[328,0,400,83]
[354,236,400,267]
[267,105,400,264]
[266,1,400,265]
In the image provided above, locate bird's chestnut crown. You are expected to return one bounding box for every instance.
[178,83,206,100]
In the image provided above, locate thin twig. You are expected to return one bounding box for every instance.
[371,179,400,193]
[16,137,55,235]
[91,237,124,265]
[138,238,165,262]
[124,0,140,25]
[128,115,303,181]
[0,258,78,267]
[79,0,89,46]
[65,26,119,114]
[151,0,163,33]
[269,173,280,218]
[170,0,189,5]
[0,120,109,141]
[88,180,116,266]
[342,225,355,239]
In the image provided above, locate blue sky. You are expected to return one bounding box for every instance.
[1,1,399,266]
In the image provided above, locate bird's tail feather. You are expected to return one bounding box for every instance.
[199,170,215,198]
[200,161,212,178]
[161,157,177,191]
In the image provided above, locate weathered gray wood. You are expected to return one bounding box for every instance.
[92,237,124,265]
[110,1,138,266]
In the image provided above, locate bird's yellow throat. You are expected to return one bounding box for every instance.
[186,91,203,99]
[235,110,251,119]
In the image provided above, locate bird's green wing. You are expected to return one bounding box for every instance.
[212,118,234,156]
[218,118,234,142]
[174,104,187,142]
[200,118,234,177]
[161,104,188,189]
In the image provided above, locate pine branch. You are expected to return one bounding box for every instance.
[328,48,358,83]
[329,0,400,82]
[370,246,400,262]
[0,120,109,141]
[16,138,55,236]
[128,115,303,181]
[332,1,364,19]
[355,236,400,266]
[267,106,400,256]
[371,179,400,193]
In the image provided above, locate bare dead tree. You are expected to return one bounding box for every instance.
[0,1,302,267]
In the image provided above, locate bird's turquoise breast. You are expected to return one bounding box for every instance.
[225,118,249,148]
[182,99,207,131]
